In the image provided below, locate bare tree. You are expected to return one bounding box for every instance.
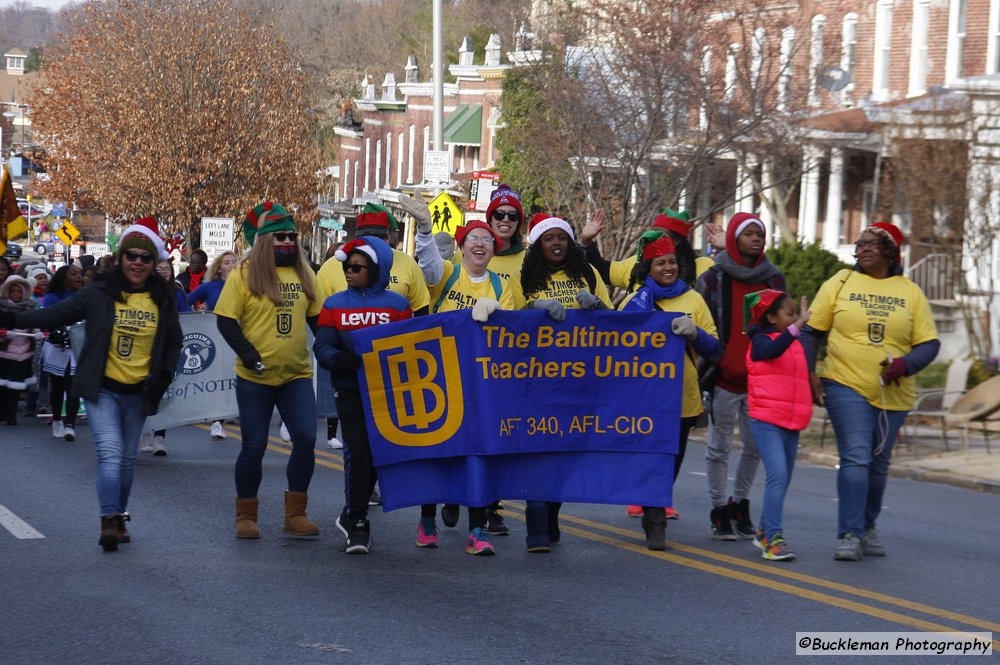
[31,0,319,243]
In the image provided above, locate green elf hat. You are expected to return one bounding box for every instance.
[355,203,399,234]
[243,201,295,246]
[743,288,785,330]
[635,229,675,262]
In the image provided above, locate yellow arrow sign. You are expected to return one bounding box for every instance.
[54,220,81,246]
[428,192,464,236]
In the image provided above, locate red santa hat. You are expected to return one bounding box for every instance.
[865,221,905,261]
[119,216,168,260]
[527,213,574,245]
[335,238,378,265]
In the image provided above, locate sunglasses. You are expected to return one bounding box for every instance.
[343,264,369,274]
[123,250,154,264]
[273,232,298,242]
[491,210,521,222]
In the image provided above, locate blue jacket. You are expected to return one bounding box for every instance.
[313,236,413,392]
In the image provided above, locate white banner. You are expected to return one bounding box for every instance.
[145,312,240,432]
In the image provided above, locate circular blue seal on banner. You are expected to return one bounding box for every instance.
[177,332,216,376]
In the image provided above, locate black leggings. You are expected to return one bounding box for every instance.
[48,368,80,427]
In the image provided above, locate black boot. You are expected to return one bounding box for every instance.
[547,502,562,543]
[99,515,121,552]
[642,507,667,550]
[729,497,756,539]
[524,504,550,553]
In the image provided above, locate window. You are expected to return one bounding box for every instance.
[987,0,1000,74]
[700,46,712,129]
[909,0,931,96]
[872,0,894,101]
[841,13,858,93]
[725,43,738,102]
[946,0,968,83]
[778,27,795,112]
[809,16,826,107]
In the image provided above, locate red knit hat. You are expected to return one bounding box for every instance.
[652,208,692,238]
[743,289,786,329]
[454,220,501,250]
[485,184,523,226]
[527,213,574,245]
[636,230,676,262]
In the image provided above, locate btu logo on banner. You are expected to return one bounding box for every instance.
[365,327,463,446]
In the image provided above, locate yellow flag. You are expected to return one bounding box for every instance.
[1,164,29,255]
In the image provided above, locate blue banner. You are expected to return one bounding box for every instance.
[352,309,686,510]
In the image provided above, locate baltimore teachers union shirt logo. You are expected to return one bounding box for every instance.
[365,327,463,447]
[177,332,216,376]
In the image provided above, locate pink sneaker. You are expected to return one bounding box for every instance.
[465,527,495,555]
[416,518,438,548]
[626,505,643,517]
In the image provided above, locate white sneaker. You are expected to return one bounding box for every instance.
[210,421,226,440]
[52,420,65,439]
[279,422,291,442]
[64,426,76,441]
[327,437,343,450]
[151,435,167,457]
[139,433,154,452]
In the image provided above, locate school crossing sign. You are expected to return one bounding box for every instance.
[428,192,463,236]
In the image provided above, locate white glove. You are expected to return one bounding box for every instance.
[671,315,697,341]
[471,298,499,322]
[34,331,46,341]
[575,290,607,310]
[529,299,566,321]
[398,193,433,234]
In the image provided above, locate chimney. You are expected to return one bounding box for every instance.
[404,55,419,83]
[484,34,501,67]
[381,72,398,101]
[458,36,474,66]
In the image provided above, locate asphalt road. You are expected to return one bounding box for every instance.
[1,415,997,664]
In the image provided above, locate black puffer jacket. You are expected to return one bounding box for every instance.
[13,280,182,415]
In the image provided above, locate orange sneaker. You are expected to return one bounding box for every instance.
[626,505,643,517]
[665,507,680,520]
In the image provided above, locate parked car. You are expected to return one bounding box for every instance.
[33,239,58,255]
[17,200,45,217]
[3,241,23,261]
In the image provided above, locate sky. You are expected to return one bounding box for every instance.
[0,0,71,9]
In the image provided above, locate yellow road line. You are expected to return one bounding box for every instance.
[195,423,998,643]
[194,423,344,470]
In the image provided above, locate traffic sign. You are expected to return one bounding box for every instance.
[54,220,80,246]
[423,150,451,184]
[200,217,234,263]
[428,192,464,235]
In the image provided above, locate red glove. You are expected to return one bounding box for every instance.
[0,329,7,338]
[880,357,907,386]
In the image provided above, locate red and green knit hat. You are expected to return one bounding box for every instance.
[355,203,399,234]
[652,208,693,238]
[743,288,786,330]
[243,201,295,246]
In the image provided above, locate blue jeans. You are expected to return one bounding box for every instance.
[85,390,148,516]
[749,418,799,540]
[822,380,907,538]
[234,377,316,498]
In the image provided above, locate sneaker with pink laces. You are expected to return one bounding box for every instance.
[465,527,495,555]
[416,517,438,548]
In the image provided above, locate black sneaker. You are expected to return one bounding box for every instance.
[710,505,737,541]
[441,503,460,528]
[368,489,382,506]
[346,518,372,554]
[729,497,756,539]
[335,508,350,539]
[486,510,509,535]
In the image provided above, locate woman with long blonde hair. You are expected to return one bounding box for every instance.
[215,202,322,540]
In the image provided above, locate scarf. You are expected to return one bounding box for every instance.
[622,276,689,312]
[713,250,781,284]
[0,297,37,313]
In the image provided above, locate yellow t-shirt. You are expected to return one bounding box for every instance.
[523,265,612,309]
[429,261,516,312]
[618,289,717,417]
[609,254,715,289]
[105,291,159,385]
[453,248,527,308]
[810,269,938,410]
[215,265,324,385]
[316,256,348,300]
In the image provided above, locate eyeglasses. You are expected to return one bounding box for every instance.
[491,210,521,222]
[344,264,368,273]
[155,266,172,274]
[465,235,494,247]
[273,232,298,242]
[854,239,880,250]
[123,250,154,264]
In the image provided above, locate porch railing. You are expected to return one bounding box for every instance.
[906,253,956,301]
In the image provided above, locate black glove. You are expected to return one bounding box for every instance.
[0,310,15,329]
[239,351,263,371]
[333,351,362,372]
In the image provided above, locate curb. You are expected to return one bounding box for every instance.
[797,450,1000,495]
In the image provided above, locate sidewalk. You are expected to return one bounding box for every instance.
[690,423,1000,495]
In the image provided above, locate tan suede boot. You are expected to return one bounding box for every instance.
[235,497,260,539]
[283,491,319,538]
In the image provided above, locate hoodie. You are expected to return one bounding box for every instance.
[313,236,413,392]
[695,213,785,393]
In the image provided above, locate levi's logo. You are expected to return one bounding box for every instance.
[340,311,393,327]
